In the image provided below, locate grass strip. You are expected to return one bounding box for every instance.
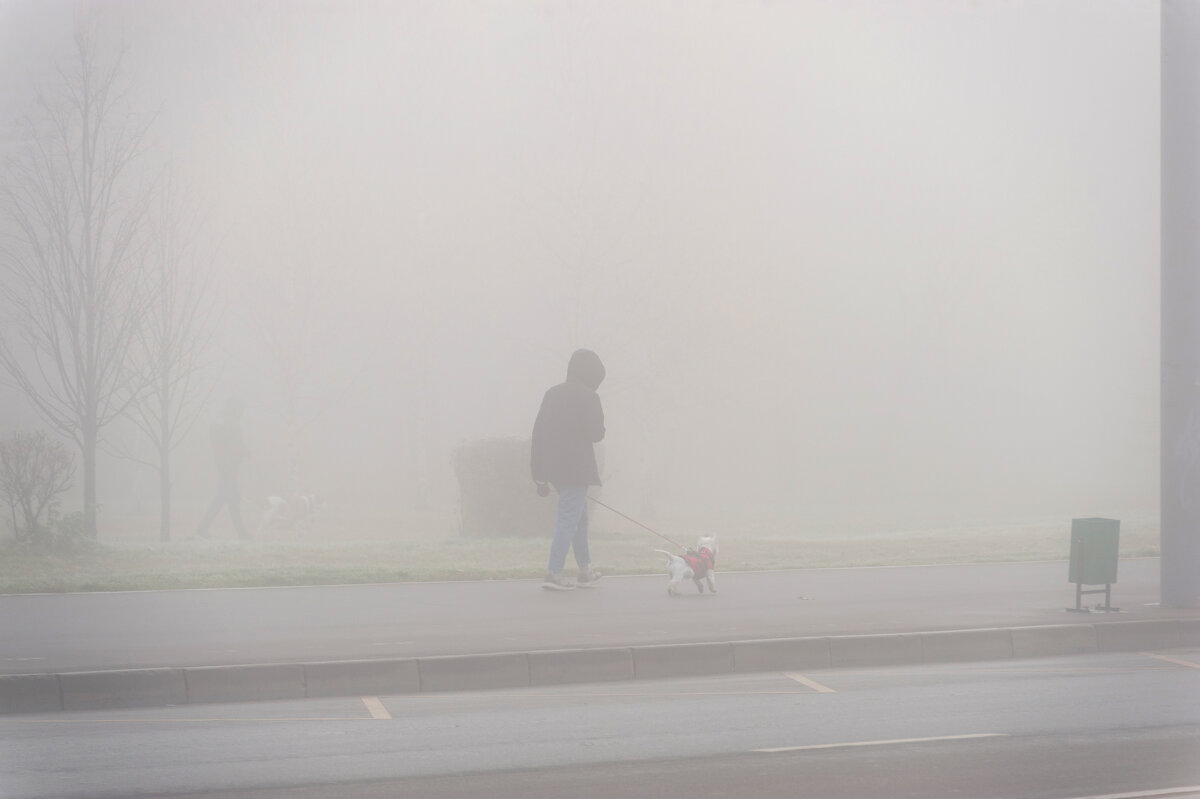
[0,521,1159,594]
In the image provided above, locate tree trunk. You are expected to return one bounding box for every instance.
[82,427,98,540]
[159,446,171,542]
[159,402,172,541]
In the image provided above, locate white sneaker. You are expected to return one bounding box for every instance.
[542,571,575,591]
[576,567,603,588]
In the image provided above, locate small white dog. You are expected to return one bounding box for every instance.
[655,536,718,596]
[256,493,325,538]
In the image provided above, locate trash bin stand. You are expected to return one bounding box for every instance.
[1066,518,1121,613]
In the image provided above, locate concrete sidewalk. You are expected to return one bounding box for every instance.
[1,558,1197,713]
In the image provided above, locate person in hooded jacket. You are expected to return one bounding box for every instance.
[195,398,251,540]
[531,349,606,590]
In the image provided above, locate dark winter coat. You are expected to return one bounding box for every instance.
[531,349,606,487]
[211,418,246,477]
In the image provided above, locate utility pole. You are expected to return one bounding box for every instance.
[1161,0,1200,608]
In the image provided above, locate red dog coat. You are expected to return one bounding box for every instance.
[683,546,716,578]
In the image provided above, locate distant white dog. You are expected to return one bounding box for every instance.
[655,536,718,596]
[256,494,324,538]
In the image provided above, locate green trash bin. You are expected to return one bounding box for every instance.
[1067,517,1119,612]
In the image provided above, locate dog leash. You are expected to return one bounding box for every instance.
[588,495,812,599]
[587,496,687,551]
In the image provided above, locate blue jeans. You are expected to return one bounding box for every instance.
[547,485,590,573]
[196,473,250,539]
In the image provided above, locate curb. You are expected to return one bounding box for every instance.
[2,618,1197,715]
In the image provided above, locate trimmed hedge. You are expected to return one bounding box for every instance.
[453,438,557,537]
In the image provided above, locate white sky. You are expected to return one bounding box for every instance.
[0,0,1160,531]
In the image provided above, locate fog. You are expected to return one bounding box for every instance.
[0,0,1159,536]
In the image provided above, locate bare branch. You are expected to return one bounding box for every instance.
[0,25,153,538]
[0,430,75,542]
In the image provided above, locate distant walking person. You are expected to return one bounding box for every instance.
[196,398,251,540]
[531,349,606,590]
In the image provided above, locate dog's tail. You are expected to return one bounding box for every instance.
[653,549,677,563]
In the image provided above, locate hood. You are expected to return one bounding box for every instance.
[566,348,605,391]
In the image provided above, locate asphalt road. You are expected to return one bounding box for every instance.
[2,649,1197,799]
[0,559,1184,674]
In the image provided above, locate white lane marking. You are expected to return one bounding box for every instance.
[785,672,836,693]
[1057,787,1200,799]
[405,691,821,699]
[754,732,1007,753]
[6,717,369,724]
[1142,652,1200,670]
[361,696,391,720]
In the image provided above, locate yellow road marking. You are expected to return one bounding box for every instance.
[785,672,837,693]
[361,696,391,719]
[1141,652,1200,670]
[755,732,1007,753]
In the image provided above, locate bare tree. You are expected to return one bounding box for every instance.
[0,430,75,545]
[0,29,152,538]
[246,255,371,501]
[122,174,218,541]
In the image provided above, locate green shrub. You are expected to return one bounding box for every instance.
[453,438,556,537]
[0,430,74,548]
[52,511,89,552]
